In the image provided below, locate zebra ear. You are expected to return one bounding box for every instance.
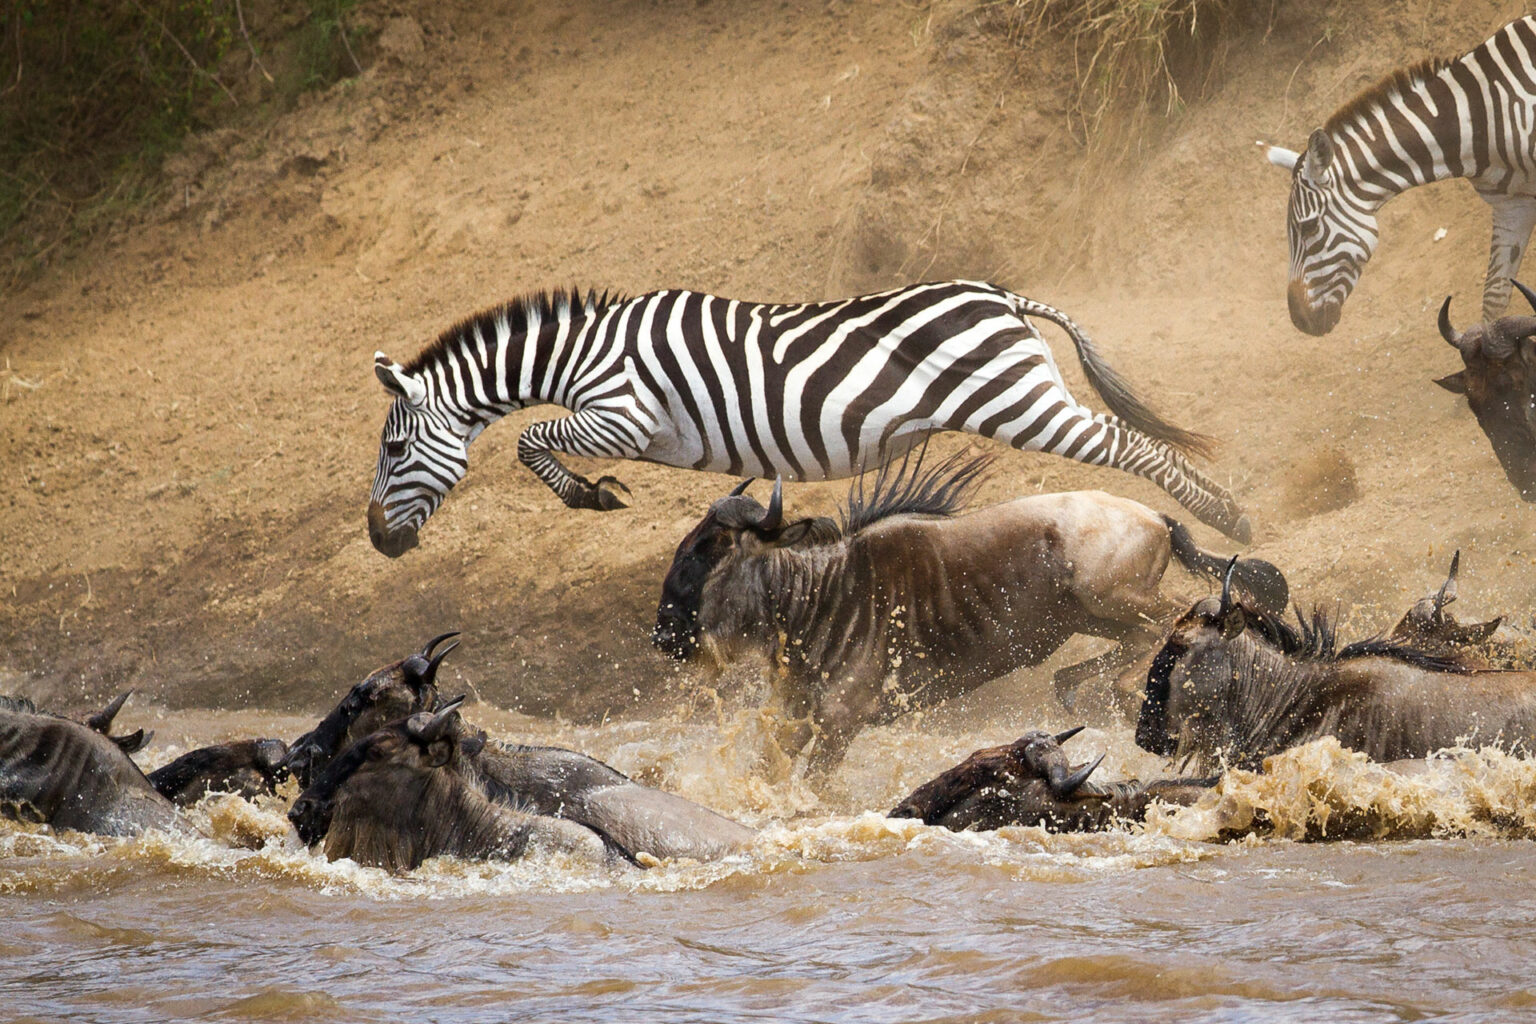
[375,353,427,406]
[1303,129,1334,181]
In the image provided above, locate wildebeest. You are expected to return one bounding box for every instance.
[1387,550,1534,671]
[289,700,625,872]
[1434,283,1536,500]
[888,726,1211,832]
[286,633,752,859]
[1135,571,1536,770]
[0,696,180,836]
[283,631,460,786]
[147,739,290,806]
[653,448,1287,776]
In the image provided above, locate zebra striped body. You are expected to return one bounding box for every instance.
[368,281,1248,555]
[1268,15,1536,335]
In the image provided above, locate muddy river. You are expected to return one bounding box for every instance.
[4,701,1534,1023]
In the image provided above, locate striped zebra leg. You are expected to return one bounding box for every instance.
[1089,414,1251,543]
[1480,193,1536,321]
[516,408,647,511]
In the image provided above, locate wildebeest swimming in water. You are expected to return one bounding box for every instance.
[283,631,460,787]
[1389,551,1533,670]
[147,738,290,807]
[889,726,1211,833]
[1136,568,1536,770]
[653,447,1287,776]
[1434,282,1536,501]
[0,695,180,836]
[290,700,633,872]
[287,634,752,862]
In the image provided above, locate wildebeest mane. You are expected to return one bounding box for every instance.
[1242,604,1471,672]
[404,287,625,376]
[0,695,39,714]
[841,444,993,536]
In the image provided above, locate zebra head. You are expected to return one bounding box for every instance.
[369,353,470,557]
[1268,130,1381,336]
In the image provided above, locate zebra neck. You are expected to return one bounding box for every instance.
[421,309,606,433]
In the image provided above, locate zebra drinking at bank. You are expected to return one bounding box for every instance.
[1264,15,1536,335]
[368,280,1249,555]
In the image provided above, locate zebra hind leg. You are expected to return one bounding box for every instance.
[1096,415,1251,543]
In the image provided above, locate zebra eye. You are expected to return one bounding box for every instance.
[384,440,407,459]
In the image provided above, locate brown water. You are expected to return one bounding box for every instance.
[5,704,1536,1023]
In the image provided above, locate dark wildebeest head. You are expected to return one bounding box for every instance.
[1390,551,1504,653]
[76,691,152,755]
[283,631,460,787]
[1435,283,1536,500]
[1133,565,1536,770]
[652,478,836,660]
[0,696,179,835]
[889,726,1211,832]
[289,699,612,872]
[147,738,290,807]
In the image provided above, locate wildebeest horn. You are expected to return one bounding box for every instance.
[1434,550,1460,619]
[87,690,133,734]
[1438,296,1463,350]
[1051,752,1105,798]
[1219,556,1240,615]
[408,695,466,743]
[729,478,754,496]
[113,728,150,754]
[1516,278,1536,314]
[1053,725,1085,745]
[419,631,461,658]
[422,640,460,683]
[762,476,784,531]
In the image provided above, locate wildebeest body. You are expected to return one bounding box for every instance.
[0,702,179,836]
[477,743,753,861]
[1137,589,1536,769]
[657,453,1285,774]
[147,739,290,806]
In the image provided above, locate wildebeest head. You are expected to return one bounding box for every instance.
[1435,284,1536,500]
[1390,550,1504,653]
[85,691,152,755]
[1136,564,1250,760]
[652,478,834,660]
[283,632,460,786]
[288,697,485,858]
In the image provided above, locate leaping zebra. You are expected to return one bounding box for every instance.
[368,280,1249,556]
[1264,15,1536,335]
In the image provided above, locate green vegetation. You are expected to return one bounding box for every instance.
[0,0,366,285]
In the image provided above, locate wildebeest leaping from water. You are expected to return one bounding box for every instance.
[654,448,1287,777]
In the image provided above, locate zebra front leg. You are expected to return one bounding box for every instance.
[1480,193,1536,322]
[516,410,644,511]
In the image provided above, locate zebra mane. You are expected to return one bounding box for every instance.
[1323,56,1455,137]
[404,287,625,375]
[840,444,992,536]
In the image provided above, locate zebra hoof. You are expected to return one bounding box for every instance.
[594,476,632,511]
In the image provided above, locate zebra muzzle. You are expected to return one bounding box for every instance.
[368,502,419,558]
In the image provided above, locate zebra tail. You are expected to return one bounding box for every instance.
[1013,295,1218,460]
[1162,514,1290,617]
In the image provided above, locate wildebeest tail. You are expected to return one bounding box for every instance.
[1011,294,1217,459]
[1163,514,1289,616]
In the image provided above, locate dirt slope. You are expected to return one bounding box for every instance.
[3,0,1534,721]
